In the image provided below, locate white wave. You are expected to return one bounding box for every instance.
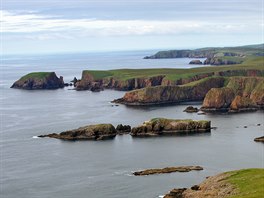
[32,136,40,139]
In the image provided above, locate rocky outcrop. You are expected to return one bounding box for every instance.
[75,69,263,92]
[201,87,235,112]
[113,77,225,105]
[203,57,242,65]
[133,166,203,176]
[229,96,258,112]
[164,172,236,198]
[76,71,165,91]
[116,124,131,134]
[11,72,64,90]
[254,136,264,142]
[38,124,117,140]
[201,77,264,112]
[131,118,211,137]
[183,106,199,113]
[189,60,202,65]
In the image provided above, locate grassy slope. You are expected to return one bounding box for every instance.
[20,72,53,81]
[83,56,264,81]
[227,169,264,198]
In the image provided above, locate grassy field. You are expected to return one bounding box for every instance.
[20,72,53,80]
[227,169,264,198]
[83,56,264,81]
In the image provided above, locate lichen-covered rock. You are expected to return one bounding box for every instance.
[11,72,64,90]
[39,124,117,140]
[131,118,211,137]
[201,87,235,111]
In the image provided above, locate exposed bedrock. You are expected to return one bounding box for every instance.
[130,118,211,137]
[75,71,165,91]
[113,77,225,105]
[11,72,64,90]
[39,124,117,140]
[133,166,203,176]
[201,77,264,112]
[75,69,264,91]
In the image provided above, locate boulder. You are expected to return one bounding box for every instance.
[39,124,117,140]
[189,60,202,65]
[183,106,199,113]
[164,188,187,198]
[116,124,131,134]
[11,72,64,90]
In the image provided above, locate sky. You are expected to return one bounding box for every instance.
[1,0,264,54]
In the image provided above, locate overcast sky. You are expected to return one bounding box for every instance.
[1,0,263,54]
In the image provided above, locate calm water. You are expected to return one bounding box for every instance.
[1,51,263,198]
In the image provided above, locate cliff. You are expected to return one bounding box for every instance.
[113,77,226,105]
[164,168,264,198]
[144,44,263,66]
[130,118,211,137]
[201,77,264,112]
[11,72,64,90]
[39,124,117,140]
[75,68,264,92]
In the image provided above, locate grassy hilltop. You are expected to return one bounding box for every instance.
[83,56,263,81]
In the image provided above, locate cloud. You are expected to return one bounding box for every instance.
[1,10,258,39]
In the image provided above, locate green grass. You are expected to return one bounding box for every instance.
[227,169,264,198]
[82,56,263,82]
[20,72,53,81]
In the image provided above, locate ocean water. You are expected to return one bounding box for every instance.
[0,51,263,198]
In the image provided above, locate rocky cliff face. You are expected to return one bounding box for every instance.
[131,118,211,137]
[201,77,264,112]
[39,124,117,140]
[76,72,165,91]
[11,72,64,90]
[113,77,226,105]
[75,69,263,92]
[201,87,235,111]
[203,57,243,65]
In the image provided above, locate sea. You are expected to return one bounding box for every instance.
[0,50,263,198]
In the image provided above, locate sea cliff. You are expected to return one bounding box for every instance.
[11,72,64,90]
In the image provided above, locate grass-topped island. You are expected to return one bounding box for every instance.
[11,72,65,90]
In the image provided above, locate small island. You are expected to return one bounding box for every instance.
[133,166,203,176]
[11,72,64,90]
[39,124,117,140]
[131,118,211,137]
